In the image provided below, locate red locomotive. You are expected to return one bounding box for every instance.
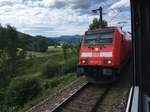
[77,27,131,82]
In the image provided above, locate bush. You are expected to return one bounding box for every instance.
[7,77,42,107]
[0,89,6,104]
[42,63,60,78]
[0,105,18,112]
[50,78,61,88]
[60,57,77,74]
[0,72,11,88]
[42,57,77,78]
[43,81,51,89]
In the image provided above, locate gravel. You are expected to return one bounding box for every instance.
[28,76,88,112]
[96,62,132,112]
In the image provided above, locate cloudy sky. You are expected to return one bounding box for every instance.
[0,0,131,37]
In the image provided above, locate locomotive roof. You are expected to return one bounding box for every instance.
[86,27,122,34]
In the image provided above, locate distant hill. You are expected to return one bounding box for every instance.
[49,35,82,44]
[17,32,55,51]
[17,32,55,45]
[17,31,82,51]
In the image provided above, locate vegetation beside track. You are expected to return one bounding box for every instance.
[19,73,77,112]
[0,25,79,112]
[0,46,78,112]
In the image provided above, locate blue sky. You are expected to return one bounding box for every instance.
[0,0,131,37]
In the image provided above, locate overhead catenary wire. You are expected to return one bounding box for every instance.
[99,0,129,27]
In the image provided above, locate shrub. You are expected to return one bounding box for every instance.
[50,78,61,88]
[43,81,51,89]
[60,57,77,74]
[42,63,60,78]
[0,72,11,88]
[28,53,36,60]
[7,77,42,107]
[0,105,18,112]
[0,89,6,104]
[42,57,77,78]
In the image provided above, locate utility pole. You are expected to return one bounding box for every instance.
[99,6,103,26]
[118,21,127,29]
[92,6,103,28]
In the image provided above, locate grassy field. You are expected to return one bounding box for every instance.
[27,46,62,57]
[17,46,78,111]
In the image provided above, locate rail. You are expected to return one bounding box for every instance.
[28,76,88,112]
[52,84,110,112]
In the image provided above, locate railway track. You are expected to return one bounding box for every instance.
[28,75,130,112]
[95,62,132,112]
[28,76,88,112]
[53,84,110,112]
[28,76,110,112]
[95,82,130,112]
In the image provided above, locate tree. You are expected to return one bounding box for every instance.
[62,43,69,61]
[0,25,26,87]
[38,38,48,52]
[89,18,108,30]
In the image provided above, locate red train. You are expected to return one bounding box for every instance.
[77,27,132,83]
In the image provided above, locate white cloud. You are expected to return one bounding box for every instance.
[108,9,119,17]
[110,0,130,9]
[0,0,131,37]
[0,0,96,37]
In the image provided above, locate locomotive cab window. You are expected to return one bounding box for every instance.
[85,32,114,46]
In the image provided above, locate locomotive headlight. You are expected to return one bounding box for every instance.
[81,60,87,64]
[104,60,112,64]
[107,60,112,64]
[100,52,112,57]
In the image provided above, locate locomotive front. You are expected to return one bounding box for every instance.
[77,28,118,82]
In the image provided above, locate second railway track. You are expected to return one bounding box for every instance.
[53,84,110,112]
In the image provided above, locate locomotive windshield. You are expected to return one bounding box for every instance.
[85,32,114,45]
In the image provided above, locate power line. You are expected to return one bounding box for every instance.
[101,0,122,13]
[99,0,126,26]
[94,1,131,28]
